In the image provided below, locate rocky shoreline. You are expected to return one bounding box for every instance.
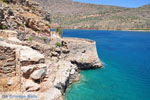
[0,0,102,100]
[0,30,102,100]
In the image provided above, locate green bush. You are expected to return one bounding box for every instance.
[0,25,8,29]
[55,42,62,47]
[47,24,51,28]
[28,37,33,42]
[56,26,63,37]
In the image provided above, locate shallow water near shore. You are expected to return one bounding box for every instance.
[63,29,150,100]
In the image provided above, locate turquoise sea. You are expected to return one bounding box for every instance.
[63,30,150,100]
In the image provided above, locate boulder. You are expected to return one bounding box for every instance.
[55,47,61,53]
[24,80,40,92]
[3,61,16,67]
[0,56,6,60]
[44,88,62,100]
[54,82,65,90]
[30,68,47,80]
[21,64,46,73]
[61,47,70,54]
[70,69,76,75]
[21,64,47,78]
[0,41,45,66]
[51,51,59,57]
[19,46,45,65]
[7,78,14,86]
[21,66,35,78]
[17,31,26,41]
[51,57,58,61]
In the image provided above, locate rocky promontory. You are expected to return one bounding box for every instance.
[0,0,102,100]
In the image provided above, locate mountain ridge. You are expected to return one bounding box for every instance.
[34,0,150,30]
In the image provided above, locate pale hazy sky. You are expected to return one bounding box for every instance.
[73,0,150,8]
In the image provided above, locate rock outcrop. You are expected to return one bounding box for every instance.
[0,46,16,77]
[24,79,40,92]
[0,29,102,100]
[53,60,78,92]
[0,0,51,37]
[0,1,103,100]
[30,68,47,80]
[63,38,102,69]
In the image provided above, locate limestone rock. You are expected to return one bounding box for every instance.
[0,30,21,42]
[54,60,78,92]
[61,47,70,54]
[70,69,75,75]
[44,88,62,100]
[0,56,6,60]
[30,68,47,80]
[0,30,17,39]
[0,41,45,66]
[17,31,26,41]
[4,61,16,67]
[19,47,45,65]
[21,66,35,78]
[8,37,22,43]
[22,64,47,78]
[7,79,14,86]
[24,80,40,92]
[63,38,103,69]
[51,51,59,57]
[26,18,50,34]
[51,56,58,61]
[55,47,61,53]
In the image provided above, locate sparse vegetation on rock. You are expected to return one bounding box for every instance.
[55,42,62,47]
[56,26,63,37]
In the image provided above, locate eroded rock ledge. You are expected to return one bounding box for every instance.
[0,30,102,100]
[63,38,102,69]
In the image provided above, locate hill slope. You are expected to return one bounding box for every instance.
[35,0,150,30]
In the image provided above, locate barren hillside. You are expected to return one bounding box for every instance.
[35,0,150,30]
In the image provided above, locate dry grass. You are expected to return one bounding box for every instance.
[0,76,21,92]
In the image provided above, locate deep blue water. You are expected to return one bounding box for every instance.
[63,29,150,100]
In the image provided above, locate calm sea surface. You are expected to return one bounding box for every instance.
[63,29,150,100]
